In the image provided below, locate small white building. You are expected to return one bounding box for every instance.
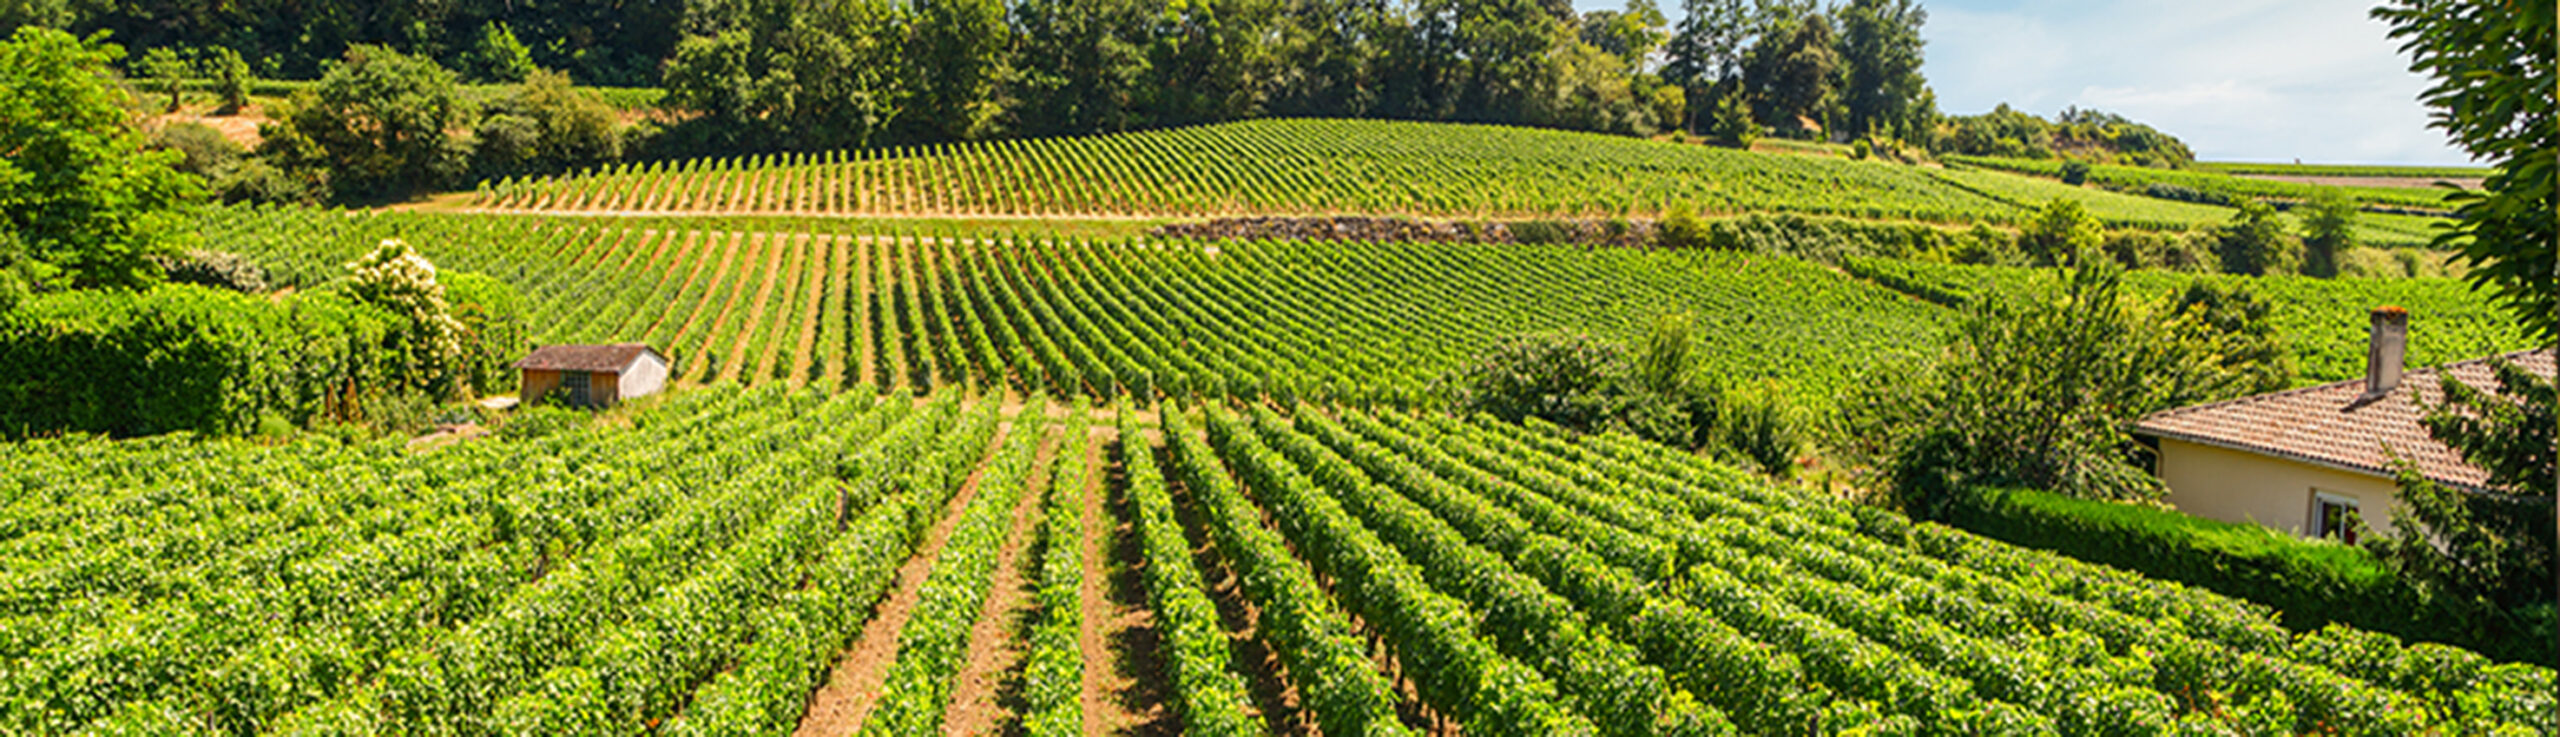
[2135,308,2553,541]
[513,344,671,408]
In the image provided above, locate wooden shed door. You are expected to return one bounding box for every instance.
[562,371,592,406]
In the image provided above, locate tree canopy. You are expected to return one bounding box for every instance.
[0,26,199,292]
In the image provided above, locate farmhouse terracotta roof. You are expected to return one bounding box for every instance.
[2134,349,2554,492]
[514,343,664,373]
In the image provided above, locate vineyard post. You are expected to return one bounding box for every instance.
[2551,0,2558,668]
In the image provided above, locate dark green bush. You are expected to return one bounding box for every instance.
[2059,160,2090,186]
[1948,486,2547,665]
[442,270,528,396]
[0,284,406,438]
[154,248,270,293]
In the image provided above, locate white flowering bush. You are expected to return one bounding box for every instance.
[347,238,467,396]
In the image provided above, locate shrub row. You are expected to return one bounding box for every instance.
[1947,487,2548,666]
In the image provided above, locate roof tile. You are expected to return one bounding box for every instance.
[2134,350,2553,491]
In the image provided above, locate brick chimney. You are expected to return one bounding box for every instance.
[2363,306,2408,400]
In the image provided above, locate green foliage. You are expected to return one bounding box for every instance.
[903,0,1009,141]
[343,238,466,397]
[471,68,620,180]
[1944,487,2552,664]
[0,283,404,437]
[150,120,244,178]
[2373,0,2557,344]
[0,27,201,290]
[441,270,526,396]
[203,45,249,109]
[1934,104,2195,167]
[1843,261,2247,514]
[2368,357,2558,665]
[2217,199,2300,276]
[1656,205,1710,249]
[135,45,192,111]
[2300,189,2357,278]
[464,22,536,83]
[153,248,269,293]
[2171,280,2293,395]
[2018,198,2100,266]
[2058,160,2089,186]
[1445,332,1628,434]
[661,3,906,153]
[1834,0,1928,143]
[492,403,586,440]
[270,44,468,200]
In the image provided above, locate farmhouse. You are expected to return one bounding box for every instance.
[2134,308,2553,541]
[514,343,671,408]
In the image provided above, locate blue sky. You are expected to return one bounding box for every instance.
[1576,0,2470,165]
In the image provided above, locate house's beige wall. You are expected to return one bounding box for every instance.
[2157,438,2406,539]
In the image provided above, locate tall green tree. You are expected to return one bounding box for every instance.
[0,27,200,291]
[1141,0,1282,125]
[135,45,190,111]
[2216,198,2300,276]
[662,0,907,152]
[1834,0,1929,142]
[2299,189,2357,278]
[1269,0,1392,118]
[1009,0,1150,134]
[906,0,1011,141]
[2372,0,2556,665]
[1740,6,1835,136]
[2373,0,2555,345]
[267,44,466,201]
[1842,261,2252,516]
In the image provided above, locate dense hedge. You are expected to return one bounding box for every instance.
[0,284,405,437]
[1949,486,2550,666]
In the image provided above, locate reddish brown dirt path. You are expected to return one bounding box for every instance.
[795,424,1015,737]
[854,237,876,391]
[939,424,1062,736]
[1089,424,1173,736]
[648,230,734,350]
[747,234,812,383]
[789,235,834,388]
[675,233,762,385]
[1161,427,1305,736]
[629,230,707,339]
[714,233,788,384]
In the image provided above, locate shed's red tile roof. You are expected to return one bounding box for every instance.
[513,343,664,373]
[2134,350,2552,491]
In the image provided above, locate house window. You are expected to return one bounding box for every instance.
[561,371,591,405]
[2312,491,2362,544]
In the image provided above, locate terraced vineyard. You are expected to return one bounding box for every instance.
[211,207,1948,409]
[1842,257,2535,383]
[470,118,2288,232]
[4,389,2549,734]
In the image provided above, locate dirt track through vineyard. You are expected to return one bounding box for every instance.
[794,423,1014,737]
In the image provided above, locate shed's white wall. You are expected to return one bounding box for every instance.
[619,353,670,399]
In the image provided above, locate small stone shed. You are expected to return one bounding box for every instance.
[514,343,671,408]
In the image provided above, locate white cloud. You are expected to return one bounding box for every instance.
[1921,0,2471,165]
[1577,0,2472,164]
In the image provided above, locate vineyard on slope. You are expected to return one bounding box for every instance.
[207,207,1949,409]
[1841,257,2535,383]
[8,390,2548,733]
[470,118,2301,232]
